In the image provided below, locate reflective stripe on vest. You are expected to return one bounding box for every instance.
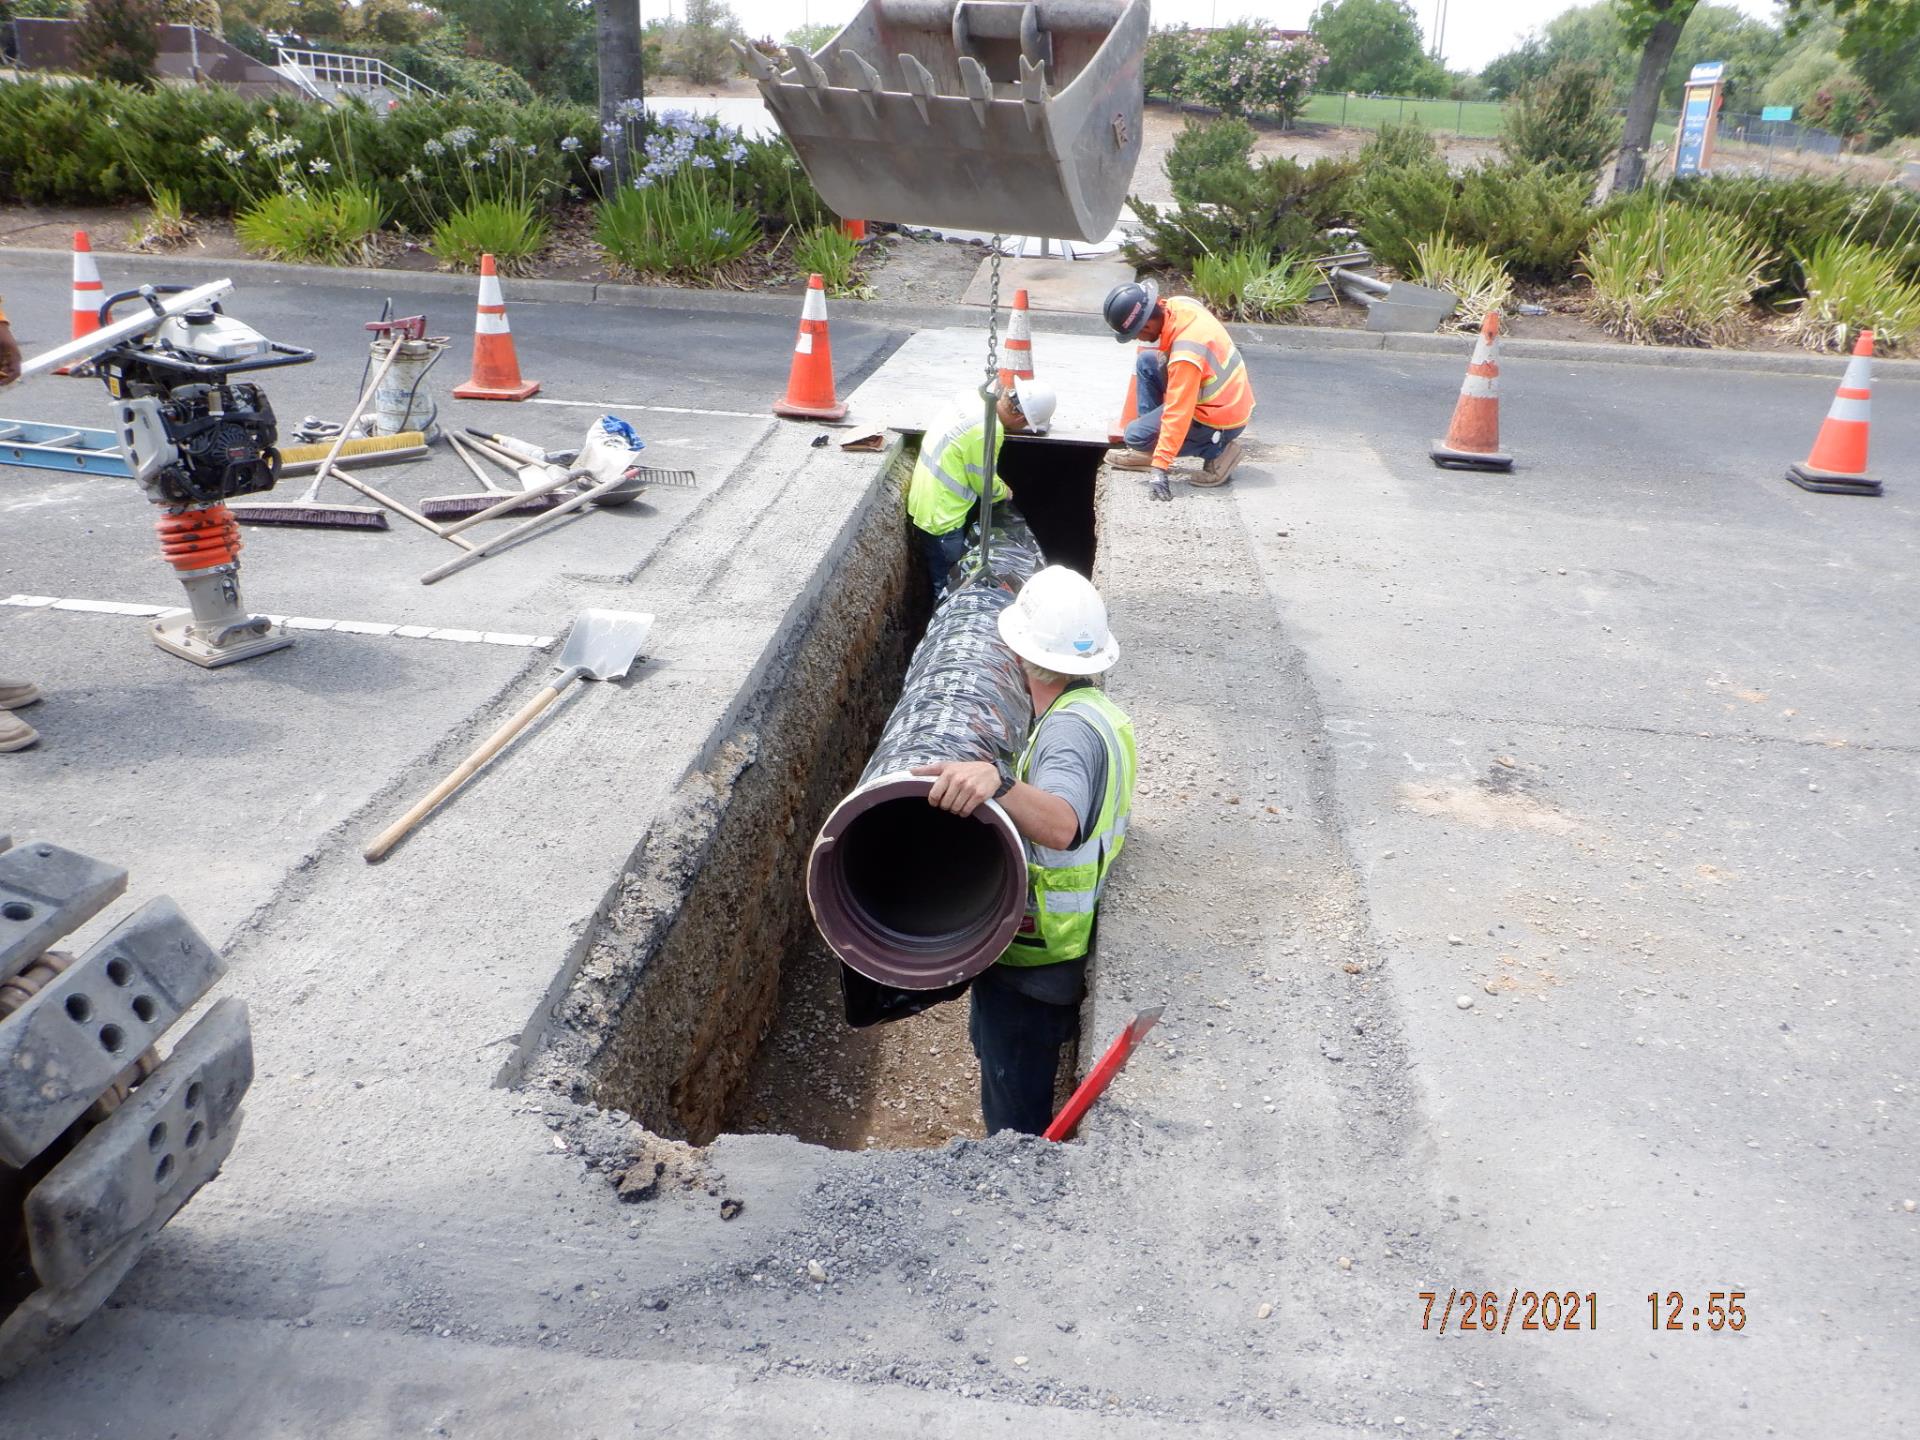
[1001,688,1138,968]
[906,415,1009,536]
[1162,299,1255,427]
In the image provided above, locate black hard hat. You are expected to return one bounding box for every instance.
[1103,279,1160,343]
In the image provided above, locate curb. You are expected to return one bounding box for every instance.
[5,244,1916,382]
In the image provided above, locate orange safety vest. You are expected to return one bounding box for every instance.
[1158,297,1255,430]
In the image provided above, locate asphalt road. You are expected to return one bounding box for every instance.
[1,269,1915,1437]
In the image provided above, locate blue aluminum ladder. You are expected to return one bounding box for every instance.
[0,418,131,477]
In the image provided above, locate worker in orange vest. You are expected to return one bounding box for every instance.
[1102,280,1255,501]
[0,296,41,753]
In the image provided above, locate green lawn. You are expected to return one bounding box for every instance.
[1298,93,1508,137]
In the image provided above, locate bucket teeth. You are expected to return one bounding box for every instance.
[784,44,831,92]
[1019,55,1048,130]
[732,39,776,82]
[842,50,885,118]
[958,55,991,125]
[898,53,935,124]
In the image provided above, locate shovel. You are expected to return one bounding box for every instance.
[1331,266,1459,333]
[363,609,655,861]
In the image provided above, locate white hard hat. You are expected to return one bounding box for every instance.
[1012,376,1057,435]
[997,565,1120,675]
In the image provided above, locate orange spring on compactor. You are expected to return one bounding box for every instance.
[156,504,244,572]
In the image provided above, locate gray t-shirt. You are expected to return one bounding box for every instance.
[997,685,1110,1005]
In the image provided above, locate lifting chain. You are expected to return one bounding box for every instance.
[974,239,1006,584]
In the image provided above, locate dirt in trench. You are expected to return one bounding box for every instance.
[726,937,985,1150]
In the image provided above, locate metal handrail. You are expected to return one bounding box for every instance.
[274,46,441,101]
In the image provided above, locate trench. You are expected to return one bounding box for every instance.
[566,436,1105,1151]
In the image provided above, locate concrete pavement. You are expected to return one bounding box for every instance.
[2,272,1916,1437]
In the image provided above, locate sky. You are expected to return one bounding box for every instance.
[654,0,1788,74]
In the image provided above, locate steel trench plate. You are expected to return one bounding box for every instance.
[0,840,129,986]
[0,897,225,1168]
[26,998,251,1292]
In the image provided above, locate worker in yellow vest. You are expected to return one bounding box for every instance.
[914,566,1136,1134]
[0,296,41,754]
[907,377,1057,603]
[1102,279,1255,500]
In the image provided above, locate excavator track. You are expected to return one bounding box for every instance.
[0,835,252,1381]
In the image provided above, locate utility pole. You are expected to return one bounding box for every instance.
[1429,0,1449,61]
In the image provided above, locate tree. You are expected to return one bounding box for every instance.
[1611,0,1699,195]
[437,0,595,100]
[1480,37,1551,99]
[1501,61,1622,175]
[663,0,737,85]
[596,0,643,181]
[1659,3,1785,114]
[784,21,835,52]
[1310,0,1430,95]
[73,0,165,86]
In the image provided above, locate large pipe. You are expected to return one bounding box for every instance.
[808,515,1047,990]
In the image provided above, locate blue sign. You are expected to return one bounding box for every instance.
[1674,62,1725,179]
[1689,62,1726,85]
[1762,105,1794,123]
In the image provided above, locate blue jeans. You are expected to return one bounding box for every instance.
[1124,351,1244,460]
[968,962,1082,1136]
[916,524,970,605]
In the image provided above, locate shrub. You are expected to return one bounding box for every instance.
[1183,24,1326,124]
[1785,238,1920,353]
[1241,254,1319,321]
[794,224,861,295]
[1144,25,1193,100]
[1129,152,1356,274]
[596,180,759,279]
[127,184,195,251]
[1411,237,1513,332]
[431,198,548,273]
[1358,121,1439,171]
[1581,204,1771,346]
[234,186,385,266]
[1191,243,1269,317]
[1662,174,1920,294]
[1499,62,1620,177]
[1357,158,1595,281]
[661,0,741,85]
[1165,117,1257,209]
[72,0,164,88]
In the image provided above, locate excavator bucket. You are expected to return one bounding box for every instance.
[733,0,1149,243]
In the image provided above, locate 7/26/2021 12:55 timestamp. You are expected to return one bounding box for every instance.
[1418,1291,1752,1334]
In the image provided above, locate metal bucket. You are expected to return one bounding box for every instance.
[736,0,1148,242]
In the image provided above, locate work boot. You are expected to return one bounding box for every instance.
[0,680,42,710]
[1108,449,1154,471]
[0,710,37,752]
[1191,439,1246,487]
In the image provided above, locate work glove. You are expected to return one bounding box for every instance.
[0,321,20,387]
[1147,471,1172,503]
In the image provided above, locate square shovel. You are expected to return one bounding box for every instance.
[364,609,655,861]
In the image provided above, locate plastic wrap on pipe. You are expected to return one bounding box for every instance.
[859,513,1047,785]
[808,514,1047,1007]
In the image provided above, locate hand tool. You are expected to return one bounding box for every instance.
[1043,1006,1164,1141]
[363,609,655,861]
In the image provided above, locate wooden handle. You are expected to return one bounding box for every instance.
[363,679,571,861]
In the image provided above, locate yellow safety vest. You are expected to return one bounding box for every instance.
[906,411,1011,537]
[1001,687,1137,968]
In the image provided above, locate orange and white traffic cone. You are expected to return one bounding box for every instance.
[1430,310,1512,472]
[451,254,538,401]
[55,230,104,376]
[998,288,1035,393]
[1788,330,1880,496]
[772,272,846,421]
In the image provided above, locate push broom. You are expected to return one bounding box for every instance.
[233,337,407,529]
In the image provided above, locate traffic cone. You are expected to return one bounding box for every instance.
[1787,330,1880,496]
[1430,310,1512,472]
[1108,345,1146,447]
[55,230,104,376]
[998,288,1035,392]
[451,254,538,401]
[773,273,846,421]
[839,218,868,242]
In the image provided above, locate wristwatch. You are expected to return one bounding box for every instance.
[992,764,1016,800]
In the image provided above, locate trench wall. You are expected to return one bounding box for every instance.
[545,443,927,1143]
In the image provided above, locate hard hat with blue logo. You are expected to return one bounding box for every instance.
[997,565,1120,676]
